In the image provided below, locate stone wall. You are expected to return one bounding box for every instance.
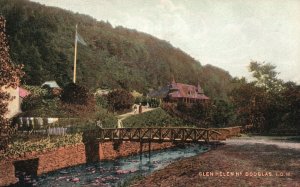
[0,141,174,186]
[0,160,17,186]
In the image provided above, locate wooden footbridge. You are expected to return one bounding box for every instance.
[96,127,222,143]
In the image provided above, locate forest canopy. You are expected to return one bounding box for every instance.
[0,0,232,100]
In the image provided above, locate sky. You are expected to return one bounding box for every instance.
[31,0,300,83]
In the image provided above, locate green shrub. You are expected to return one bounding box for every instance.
[94,108,118,128]
[21,95,43,111]
[61,83,94,106]
[135,97,160,107]
[22,85,48,97]
[21,98,67,117]
[96,95,108,109]
[134,96,142,104]
[148,98,160,108]
[122,108,186,128]
[107,89,134,112]
[177,101,187,112]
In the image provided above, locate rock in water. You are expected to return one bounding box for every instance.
[129,169,138,173]
[116,170,130,174]
[59,171,69,174]
[71,177,80,182]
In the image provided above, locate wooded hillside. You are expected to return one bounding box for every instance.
[0,0,232,99]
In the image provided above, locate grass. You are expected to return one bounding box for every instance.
[1,133,83,159]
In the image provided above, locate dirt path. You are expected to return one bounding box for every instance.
[118,107,156,120]
[117,107,157,127]
[131,136,300,187]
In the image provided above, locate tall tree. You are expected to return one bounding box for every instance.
[107,89,134,112]
[249,61,283,92]
[231,62,300,132]
[280,81,300,127]
[0,16,23,150]
[230,81,268,131]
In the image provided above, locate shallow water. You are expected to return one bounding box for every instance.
[13,144,209,187]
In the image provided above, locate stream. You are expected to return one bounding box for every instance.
[13,144,210,187]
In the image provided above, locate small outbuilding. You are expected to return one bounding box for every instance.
[41,81,62,96]
[41,81,61,89]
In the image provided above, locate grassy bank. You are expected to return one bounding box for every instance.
[122,108,188,128]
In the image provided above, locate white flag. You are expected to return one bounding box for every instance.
[76,32,87,46]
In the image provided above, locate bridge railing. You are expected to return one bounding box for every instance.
[96,127,221,143]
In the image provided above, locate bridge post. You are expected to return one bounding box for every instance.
[148,128,152,160]
[205,130,210,144]
[159,128,162,141]
[148,140,151,161]
[139,141,143,161]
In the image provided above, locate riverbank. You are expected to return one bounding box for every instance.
[9,144,209,186]
[131,136,300,187]
[0,141,174,186]
[0,126,241,186]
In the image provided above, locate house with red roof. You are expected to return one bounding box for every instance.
[149,79,209,104]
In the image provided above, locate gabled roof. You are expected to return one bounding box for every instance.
[169,83,209,100]
[19,87,30,98]
[149,82,209,100]
[41,81,60,89]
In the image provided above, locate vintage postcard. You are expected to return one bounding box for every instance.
[0,0,299,186]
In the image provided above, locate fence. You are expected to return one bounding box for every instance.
[13,117,88,135]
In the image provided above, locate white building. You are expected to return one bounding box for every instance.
[2,86,30,119]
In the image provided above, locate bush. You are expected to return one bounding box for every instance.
[134,96,142,104]
[93,108,118,128]
[148,98,160,108]
[107,89,134,112]
[61,83,94,106]
[135,97,160,107]
[177,101,187,112]
[20,97,67,117]
[122,108,186,128]
[210,100,235,127]
[21,95,43,111]
[96,95,108,109]
[22,85,48,97]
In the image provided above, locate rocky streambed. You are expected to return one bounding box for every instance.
[12,144,210,187]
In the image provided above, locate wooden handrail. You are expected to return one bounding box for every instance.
[95,127,221,143]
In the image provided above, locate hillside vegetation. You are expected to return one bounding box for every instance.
[0,0,232,99]
[122,108,187,128]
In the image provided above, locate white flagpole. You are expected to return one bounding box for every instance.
[73,24,78,83]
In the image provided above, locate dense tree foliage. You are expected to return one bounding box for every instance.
[199,65,232,100]
[230,61,300,132]
[0,16,23,150]
[123,108,186,128]
[171,61,299,132]
[107,89,134,112]
[249,61,283,92]
[0,0,232,100]
[61,83,94,106]
[175,100,234,128]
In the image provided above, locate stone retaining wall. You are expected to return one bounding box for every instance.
[0,141,174,186]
